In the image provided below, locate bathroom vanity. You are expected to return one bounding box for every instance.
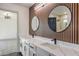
[20,37,79,56]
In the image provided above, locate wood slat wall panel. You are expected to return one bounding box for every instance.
[29,3,78,44]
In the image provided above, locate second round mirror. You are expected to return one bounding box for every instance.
[31,16,39,32]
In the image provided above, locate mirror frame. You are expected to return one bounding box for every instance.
[31,16,40,32]
[48,5,72,33]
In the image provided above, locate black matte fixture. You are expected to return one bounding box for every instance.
[51,38,57,45]
[54,38,57,45]
[32,34,34,38]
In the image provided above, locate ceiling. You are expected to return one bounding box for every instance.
[15,3,34,8]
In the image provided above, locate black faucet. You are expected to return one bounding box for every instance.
[32,34,34,38]
[51,38,57,45]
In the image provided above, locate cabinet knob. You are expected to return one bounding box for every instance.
[33,53,36,56]
[49,54,51,56]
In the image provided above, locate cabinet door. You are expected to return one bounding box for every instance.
[37,47,54,56]
[29,48,37,56]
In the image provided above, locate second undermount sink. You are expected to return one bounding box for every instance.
[41,43,60,50]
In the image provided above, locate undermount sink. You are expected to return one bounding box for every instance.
[41,43,60,50]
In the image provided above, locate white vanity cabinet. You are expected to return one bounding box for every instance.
[37,47,55,56]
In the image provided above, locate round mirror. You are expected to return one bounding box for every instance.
[48,6,71,32]
[31,16,39,31]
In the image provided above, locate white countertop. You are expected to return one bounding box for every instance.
[24,36,79,56]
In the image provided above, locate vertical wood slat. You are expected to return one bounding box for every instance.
[77,3,78,44]
[78,4,79,44]
[73,3,75,43]
[72,3,75,43]
[71,3,73,43]
[74,3,78,43]
[71,3,78,44]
